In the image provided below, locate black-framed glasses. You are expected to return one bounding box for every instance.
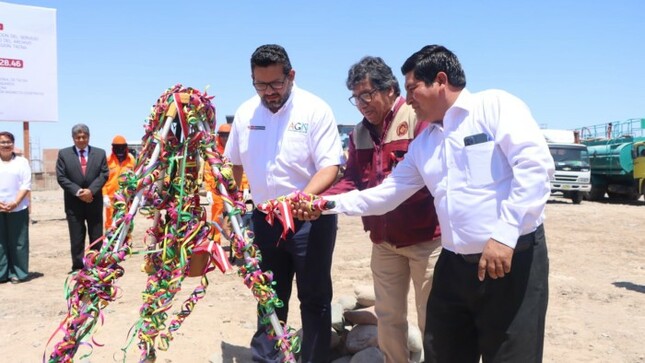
[348,89,379,106]
[253,76,288,91]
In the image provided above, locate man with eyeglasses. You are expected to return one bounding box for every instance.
[321,56,441,362]
[318,45,553,363]
[224,44,344,363]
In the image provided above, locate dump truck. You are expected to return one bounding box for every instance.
[579,118,645,201]
[542,129,591,204]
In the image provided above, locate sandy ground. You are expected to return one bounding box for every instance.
[0,189,644,363]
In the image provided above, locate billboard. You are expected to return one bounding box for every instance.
[0,2,57,122]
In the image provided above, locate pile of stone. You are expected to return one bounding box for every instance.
[326,284,424,363]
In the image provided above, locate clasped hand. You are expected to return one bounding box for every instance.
[0,201,17,212]
[78,189,94,203]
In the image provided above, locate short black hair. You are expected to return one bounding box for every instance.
[0,131,15,143]
[250,44,292,75]
[401,45,466,88]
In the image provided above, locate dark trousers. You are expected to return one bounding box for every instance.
[0,209,30,281]
[250,211,337,363]
[425,225,549,363]
[66,204,103,270]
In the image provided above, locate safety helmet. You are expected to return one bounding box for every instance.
[217,124,231,133]
[112,135,127,145]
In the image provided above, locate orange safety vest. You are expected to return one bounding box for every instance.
[102,153,136,197]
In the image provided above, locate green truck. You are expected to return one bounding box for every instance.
[579,118,645,201]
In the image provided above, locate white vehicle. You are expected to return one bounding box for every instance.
[542,129,592,204]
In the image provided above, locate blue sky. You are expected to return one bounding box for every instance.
[1,0,644,157]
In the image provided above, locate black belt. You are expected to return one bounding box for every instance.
[457,224,544,264]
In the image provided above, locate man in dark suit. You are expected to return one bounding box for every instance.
[56,124,109,272]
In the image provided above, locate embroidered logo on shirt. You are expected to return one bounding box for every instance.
[396,122,409,136]
[248,125,266,130]
[287,122,309,134]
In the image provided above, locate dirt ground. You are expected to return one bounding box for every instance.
[0,190,643,363]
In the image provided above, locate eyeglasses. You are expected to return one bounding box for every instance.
[0,141,14,145]
[348,89,379,106]
[253,76,289,91]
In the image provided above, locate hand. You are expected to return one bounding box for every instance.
[78,189,93,203]
[478,238,514,281]
[103,195,110,207]
[0,201,16,211]
[206,191,214,204]
[291,201,322,221]
[242,189,251,202]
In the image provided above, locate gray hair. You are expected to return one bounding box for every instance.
[346,56,400,96]
[71,123,90,136]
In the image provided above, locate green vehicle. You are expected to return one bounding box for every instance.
[580,119,645,201]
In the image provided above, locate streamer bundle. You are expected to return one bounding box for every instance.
[45,85,300,363]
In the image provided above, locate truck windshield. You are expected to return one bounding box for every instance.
[549,147,590,168]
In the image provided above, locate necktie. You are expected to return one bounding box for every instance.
[80,149,87,175]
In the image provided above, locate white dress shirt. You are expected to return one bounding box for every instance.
[327,89,555,254]
[224,84,345,204]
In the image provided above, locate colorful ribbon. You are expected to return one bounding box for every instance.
[45,85,299,363]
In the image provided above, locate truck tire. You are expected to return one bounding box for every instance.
[571,191,583,204]
[589,185,606,201]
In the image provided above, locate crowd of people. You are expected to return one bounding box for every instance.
[1,43,555,363]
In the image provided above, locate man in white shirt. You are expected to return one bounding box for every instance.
[224,44,345,363]
[323,45,554,362]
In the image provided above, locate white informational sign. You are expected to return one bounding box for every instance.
[0,2,58,122]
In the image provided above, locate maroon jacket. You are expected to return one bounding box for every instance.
[326,98,440,247]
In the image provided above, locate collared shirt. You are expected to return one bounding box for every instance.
[224,84,345,204]
[327,89,554,254]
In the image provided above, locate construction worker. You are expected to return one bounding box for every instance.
[102,135,135,230]
[203,124,251,243]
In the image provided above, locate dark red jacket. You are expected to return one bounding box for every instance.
[326,98,440,247]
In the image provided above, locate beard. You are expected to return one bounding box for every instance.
[261,85,292,113]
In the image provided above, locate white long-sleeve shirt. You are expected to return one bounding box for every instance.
[327,89,555,254]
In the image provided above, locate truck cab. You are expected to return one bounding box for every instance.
[548,143,591,204]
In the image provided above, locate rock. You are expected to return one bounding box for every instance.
[331,355,352,363]
[331,302,345,331]
[345,324,378,353]
[330,329,342,350]
[410,349,423,363]
[354,285,375,307]
[407,323,423,353]
[336,294,358,311]
[344,306,377,326]
[350,346,384,362]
